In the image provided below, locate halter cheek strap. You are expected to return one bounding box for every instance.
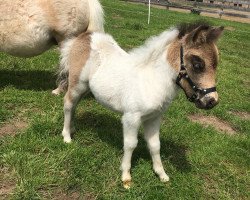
[176,46,216,102]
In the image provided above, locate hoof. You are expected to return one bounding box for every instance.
[123,180,131,189]
[63,137,72,143]
[52,88,61,96]
[160,175,170,183]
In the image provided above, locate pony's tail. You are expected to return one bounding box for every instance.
[56,64,68,93]
[56,39,75,93]
[87,0,104,32]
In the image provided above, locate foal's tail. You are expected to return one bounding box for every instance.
[56,65,68,93]
[56,39,75,92]
[87,0,104,32]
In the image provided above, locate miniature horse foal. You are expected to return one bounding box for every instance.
[58,22,223,188]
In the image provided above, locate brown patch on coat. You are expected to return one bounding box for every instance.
[68,33,91,88]
[166,40,181,72]
[185,43,219,69]
[0,119,28,137]
[65,32,91,100]
[167,37,219,73]
[188,114,236,135]
[167,39,219,97]
[184,43,218,89]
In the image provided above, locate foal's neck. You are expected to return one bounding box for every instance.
[167,39,182,72]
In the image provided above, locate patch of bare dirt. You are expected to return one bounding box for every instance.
[0,182,15,199]
[225,26,235,31]
[188,114,236,135]
[52,191,80,200]
[0,119,28,137]
[242,80,250,87]
[0,168,16,199]
[202,174,219,197]
[42,189,97,200]
[229,111,250,120]
[112,14,123,19]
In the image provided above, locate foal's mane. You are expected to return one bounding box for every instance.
[129,29,178,66]
[177,21,211,39]
[128,21,212,66]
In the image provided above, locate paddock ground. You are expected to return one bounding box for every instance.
[0,0,249,199]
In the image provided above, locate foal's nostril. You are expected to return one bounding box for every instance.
[207,97,217,108]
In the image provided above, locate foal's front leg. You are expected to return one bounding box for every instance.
[121,113,141,189]
[143,116,169,182]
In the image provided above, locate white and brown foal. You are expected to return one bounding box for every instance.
[58,22,224,188]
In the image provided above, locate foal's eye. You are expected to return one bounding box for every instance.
[193,63,202,69]
[191,56,205,72]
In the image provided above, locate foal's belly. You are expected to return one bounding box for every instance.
[89,68,124,113]
[90,81,123,113]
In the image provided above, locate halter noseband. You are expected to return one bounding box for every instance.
[176,46,216,102]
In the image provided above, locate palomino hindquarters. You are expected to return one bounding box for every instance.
[59,22,223,188]
[0,0,104,93]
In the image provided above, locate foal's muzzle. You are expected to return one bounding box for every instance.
[195,95,218,110]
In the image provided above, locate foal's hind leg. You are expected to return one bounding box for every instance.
[143,116,169,182]
[62,84,89,143]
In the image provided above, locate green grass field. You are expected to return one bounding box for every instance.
[0,0,249,199]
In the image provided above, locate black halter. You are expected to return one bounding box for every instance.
[176,46,216,102]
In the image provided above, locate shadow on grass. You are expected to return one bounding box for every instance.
[0,69,56,91]
[75,111,191,172]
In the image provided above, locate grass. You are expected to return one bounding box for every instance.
[0,0,249,199]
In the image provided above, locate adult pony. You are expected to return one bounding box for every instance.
[0,0,104,94]
[58,22,223,188]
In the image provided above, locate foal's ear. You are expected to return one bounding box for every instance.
[206,26,224,43]
[185,25,209,45]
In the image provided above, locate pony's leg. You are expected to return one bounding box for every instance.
[52,86,65,95]
[143,116,169,182]
[121,113,141,189]
[52,66,68,96]
[62,84,89,143]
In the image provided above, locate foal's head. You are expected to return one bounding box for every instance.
[176,23,224,109]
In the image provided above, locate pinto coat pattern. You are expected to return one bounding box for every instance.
[59,23,223,188]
